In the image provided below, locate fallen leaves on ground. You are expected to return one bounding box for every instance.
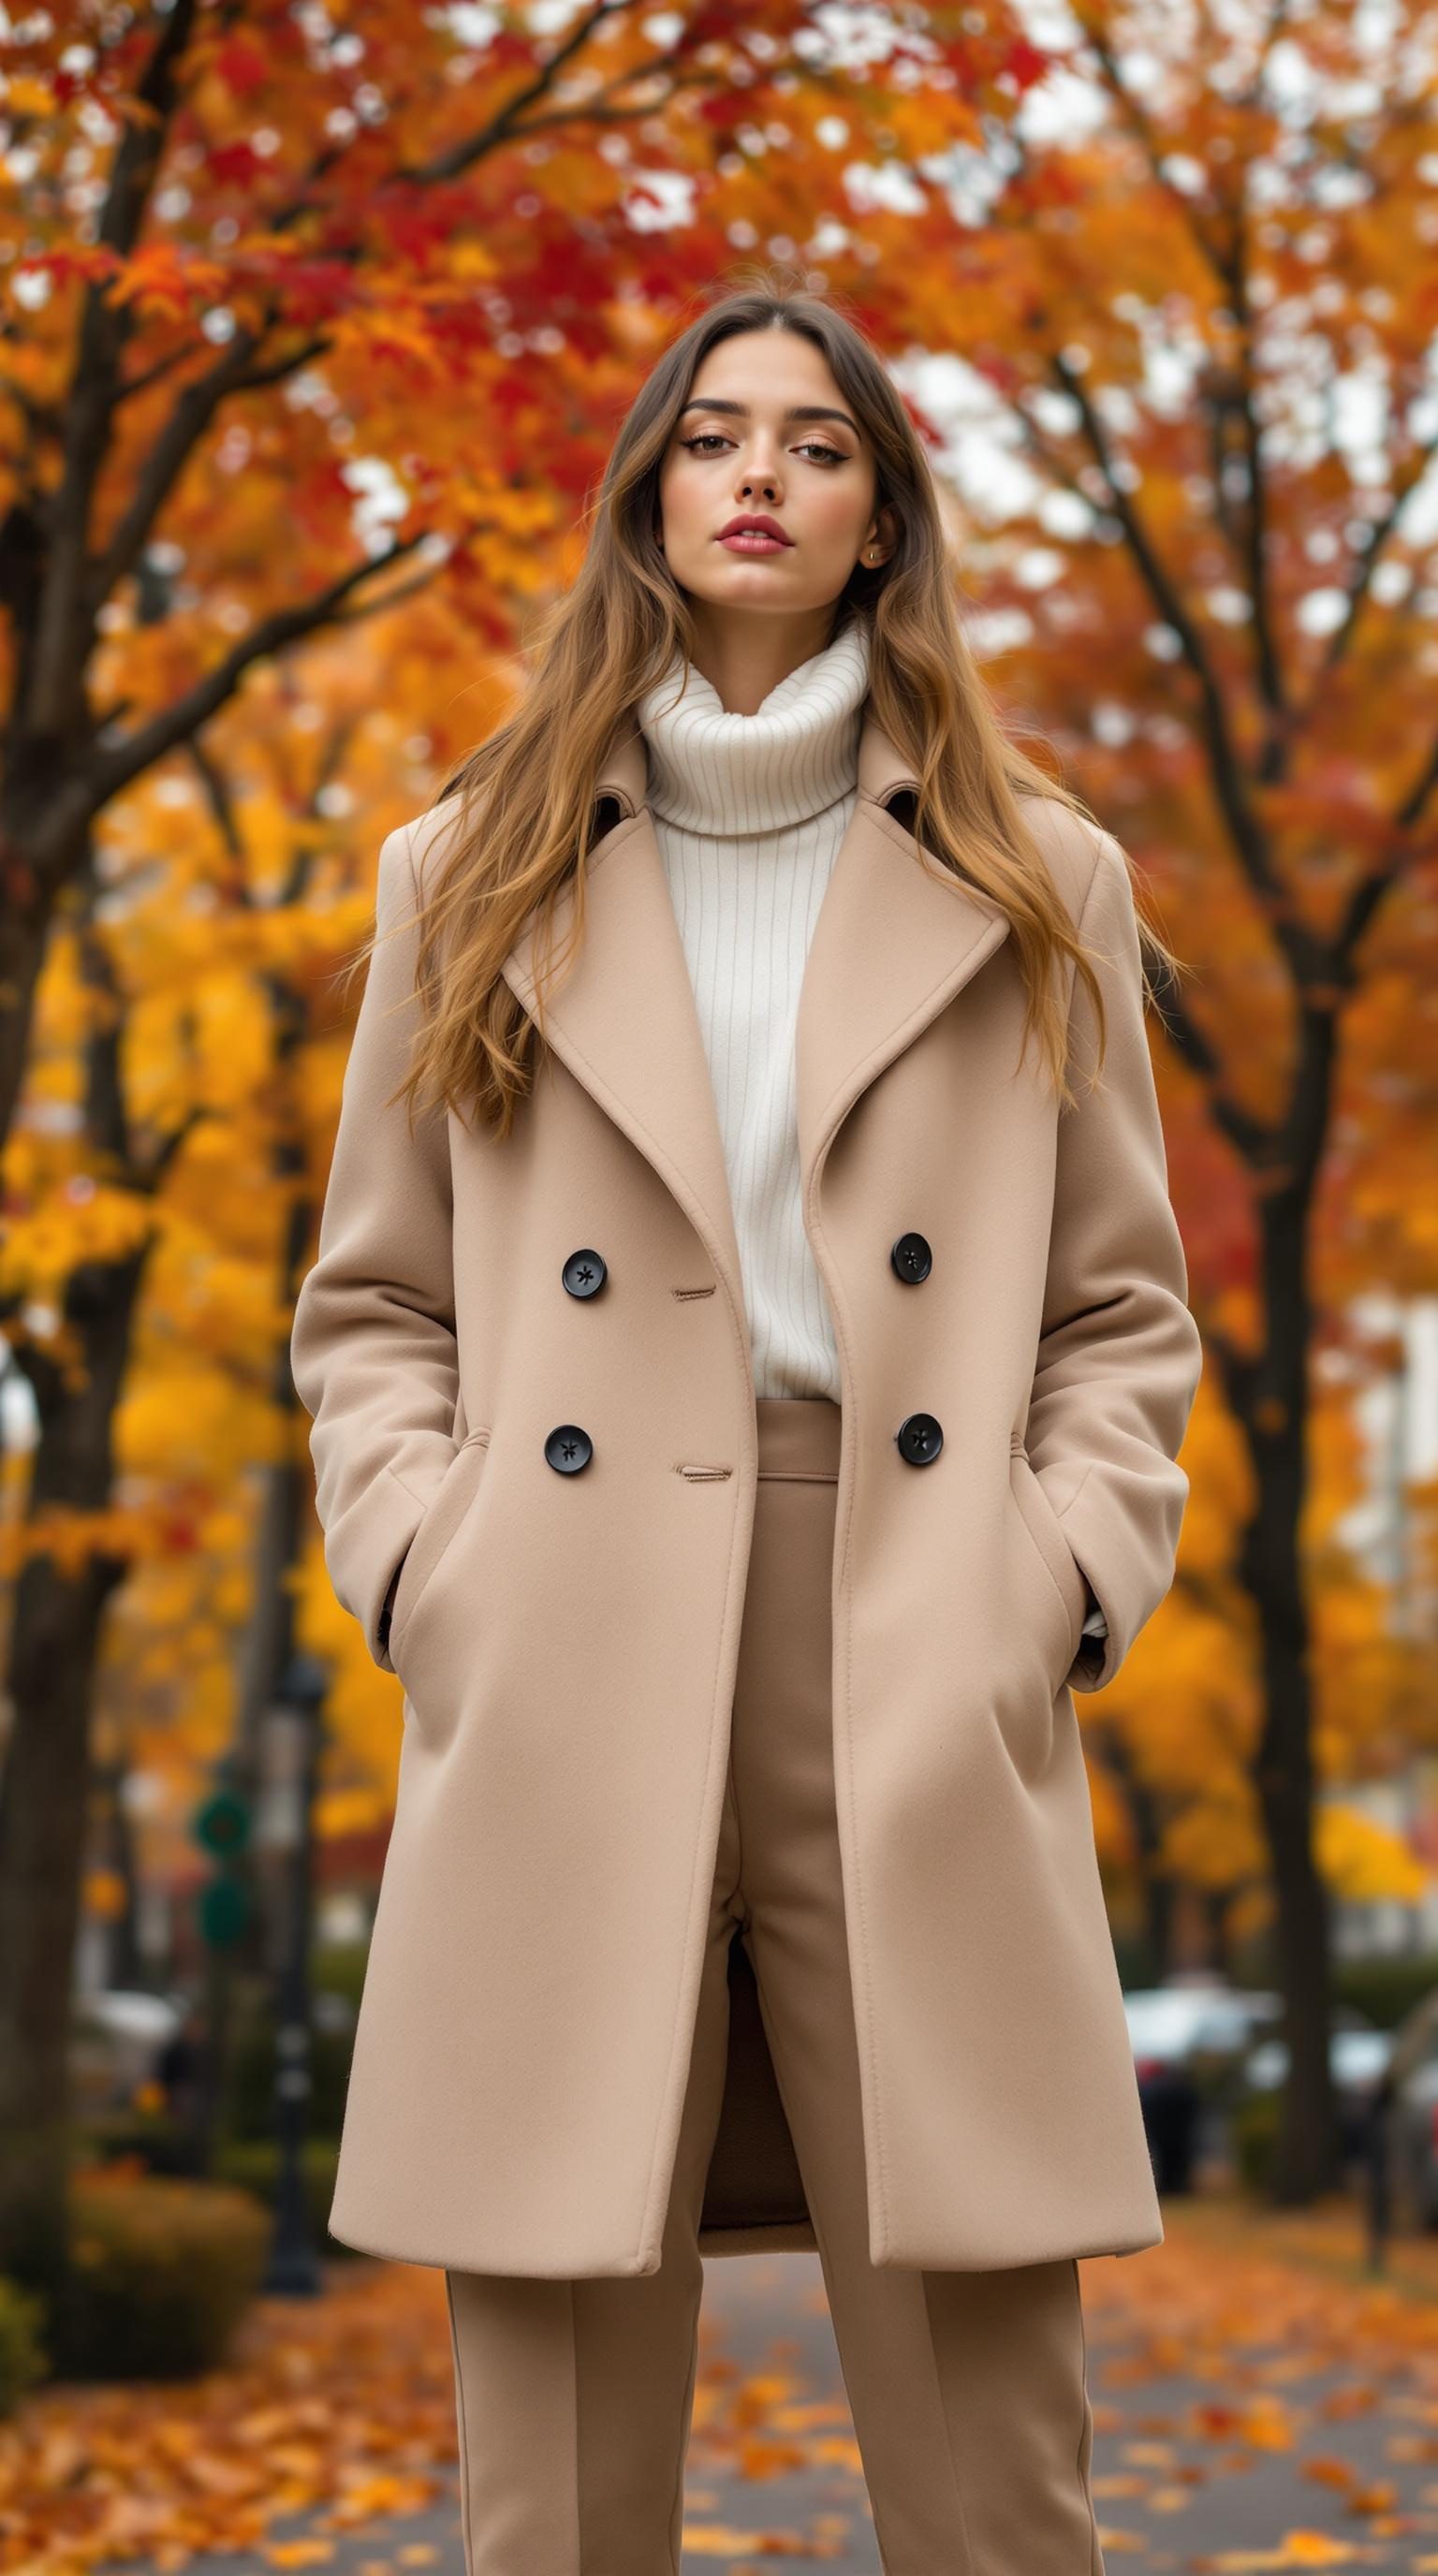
[14,2194,1438,2570]
[0,2259,456,2576]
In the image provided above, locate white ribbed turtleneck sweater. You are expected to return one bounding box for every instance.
[635,619,871,1403]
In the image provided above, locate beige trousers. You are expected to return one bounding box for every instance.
[445,1397,1105,2574]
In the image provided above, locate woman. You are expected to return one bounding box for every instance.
[291,272,1203,2572]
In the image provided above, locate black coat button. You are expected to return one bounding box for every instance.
[562,1248,607,1298]
[891,1231,932,1283]
[896,1412,944,1466]
[545,1425,594,1474]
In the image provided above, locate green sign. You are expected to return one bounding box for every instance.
[198,1875,249,1949]
[194,1788,251,1855]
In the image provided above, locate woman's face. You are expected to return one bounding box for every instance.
[655,329,894,622]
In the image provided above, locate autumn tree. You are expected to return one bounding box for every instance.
[879,0,1438,2197]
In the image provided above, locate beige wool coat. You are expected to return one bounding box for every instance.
[290,706,1203,2280]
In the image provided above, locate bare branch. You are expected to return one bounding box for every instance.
[1395,734,1438,833]
[228,333,331,395]
[1217,203,1287,752]
[1078,23,1226,285]
[329,562,447,623]
[254,0,642,226]
[1148,970,1276,1163]
[1319,428,1438,676]
[115,340,209,408]
[87,534,433,811]
[401,0,630,182]
[93,318,334,605]
[1084,2,1294,755]
[495,59,718,140]
[89,322,266,605]
[1330,746,1438,968]
[1049,348,1280,913]
[28,0,202,737]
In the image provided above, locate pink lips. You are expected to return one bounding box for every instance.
[716,515,793,554]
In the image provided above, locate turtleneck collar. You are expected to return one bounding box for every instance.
[636,616,872,838]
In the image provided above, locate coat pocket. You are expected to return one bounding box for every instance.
[387,1427,492,1678]
[1007,1442,1088,1688]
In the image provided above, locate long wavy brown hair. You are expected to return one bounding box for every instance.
[366,269,1180,1142]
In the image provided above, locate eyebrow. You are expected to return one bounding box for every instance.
[678,398,861,438]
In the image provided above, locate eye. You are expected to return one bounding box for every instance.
[678,433,848,467]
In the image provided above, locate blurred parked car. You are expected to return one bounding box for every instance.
[69,1987,187,2115]
[1124,1983,1279,2193]
[1241,2007,1393,2164]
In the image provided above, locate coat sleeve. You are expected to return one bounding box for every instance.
[1025,827,1203,1694]
[290,818,461,1674]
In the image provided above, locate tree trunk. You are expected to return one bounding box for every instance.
[1246,1185,1340,2204]
[1104,1731,1177,1983]
[0,1251,146,2283]
[102,1755,147,1993]
[0,895,48,1154]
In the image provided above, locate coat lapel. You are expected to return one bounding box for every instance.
[498,722,749,1314]
[499,705,1012,1317]
[794,717,1013,1196]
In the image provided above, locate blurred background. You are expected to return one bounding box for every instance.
[3,0,1438,2567]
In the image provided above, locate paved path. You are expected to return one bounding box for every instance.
[108,2240,1438,2572]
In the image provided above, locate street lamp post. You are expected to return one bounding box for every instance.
[261,1648,328,2295]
